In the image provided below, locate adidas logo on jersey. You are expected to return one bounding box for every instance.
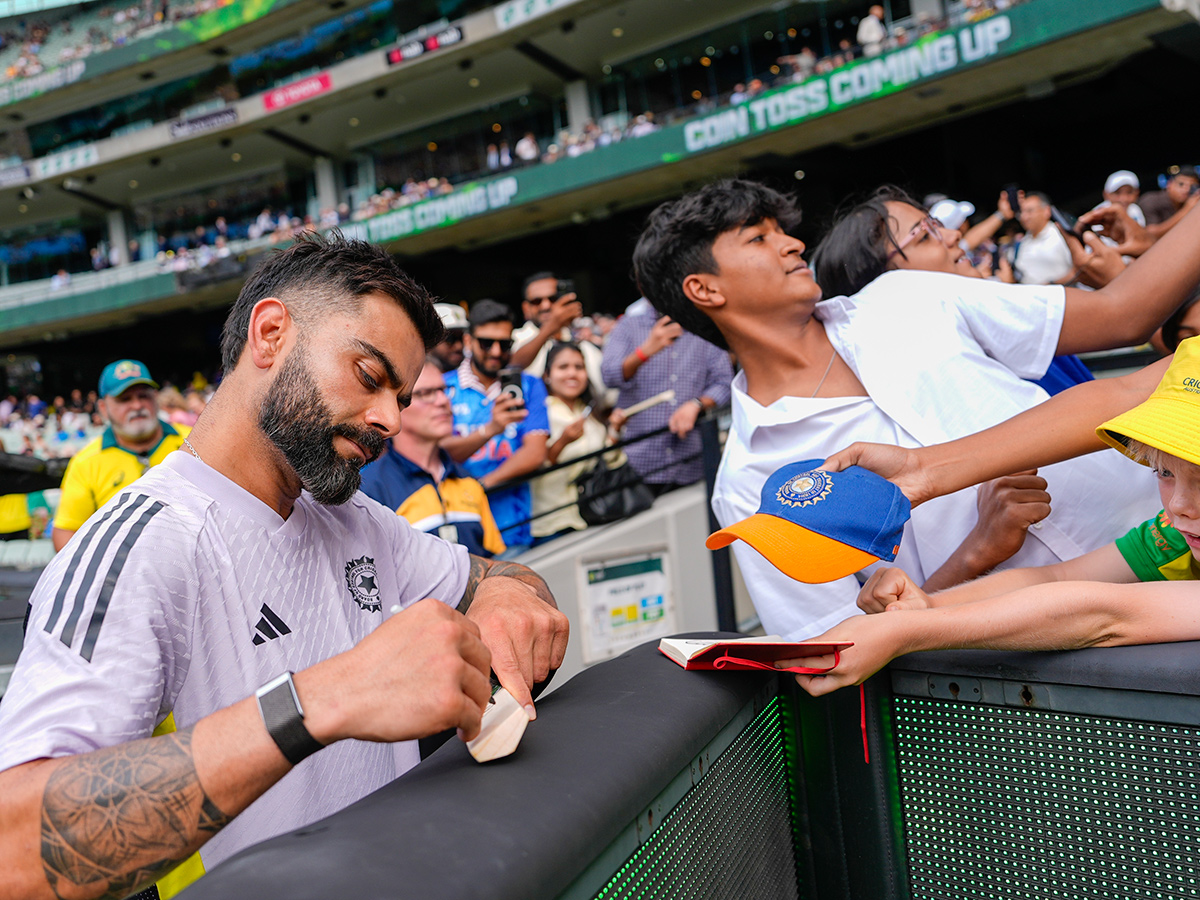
[251,603,292,645]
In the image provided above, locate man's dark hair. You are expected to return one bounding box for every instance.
[1023,190,1052,208]
[809,185,924,299]
[522,271,557,295]
[220,232,443,372]
[632,179,801,350]
[468,298,514,332]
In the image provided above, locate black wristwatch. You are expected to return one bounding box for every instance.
[256,671,325,765]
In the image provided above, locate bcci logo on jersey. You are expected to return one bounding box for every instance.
[776,470,833,508]
[345,555,381,612]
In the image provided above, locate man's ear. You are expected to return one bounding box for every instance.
[682,273,726,311]
[246,298,292,370]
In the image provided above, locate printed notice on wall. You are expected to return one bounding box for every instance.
[578,551,675,664]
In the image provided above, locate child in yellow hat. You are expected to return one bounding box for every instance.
[789,336,1200,697]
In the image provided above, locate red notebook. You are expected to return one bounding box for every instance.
[657,635,852,675]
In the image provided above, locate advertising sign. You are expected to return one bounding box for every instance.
[578,552,676,664]
[386,21,464,65]
[263,73,333,111]
[169,107,239,140]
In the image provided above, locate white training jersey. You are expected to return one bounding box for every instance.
[0,451,469,874]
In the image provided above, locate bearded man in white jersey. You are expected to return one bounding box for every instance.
[0,234,570,900]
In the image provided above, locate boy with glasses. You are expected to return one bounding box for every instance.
[443,299,549,555]
[361,358,505,558]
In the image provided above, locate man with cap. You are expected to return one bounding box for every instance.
[429,302,468,372]
[1093,170,1145,227]
[51,360,189,551]
[790,337,1200,697]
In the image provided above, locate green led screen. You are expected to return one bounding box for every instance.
[588,697,800,900]
[893,698,1200,899]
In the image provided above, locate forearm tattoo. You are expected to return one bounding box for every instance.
[460,555,557,613]
[40,728,230,900]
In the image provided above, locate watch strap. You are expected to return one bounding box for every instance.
[256,671,325,765]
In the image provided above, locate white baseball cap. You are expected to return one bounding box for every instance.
[434,302,468,331]
[929,198,975,231]
[1104,170,1139,194]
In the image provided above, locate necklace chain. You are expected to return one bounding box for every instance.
[811,349,837,398]
[182,437,202,462]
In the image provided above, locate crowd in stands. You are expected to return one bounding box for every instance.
[7,0,1046,288]
[1,0,229,80]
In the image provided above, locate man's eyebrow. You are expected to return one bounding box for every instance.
[351,338,402,388]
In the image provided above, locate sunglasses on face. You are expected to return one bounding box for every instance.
[411,385,451,403]
[887,216,944,260]
[474,337,514,353]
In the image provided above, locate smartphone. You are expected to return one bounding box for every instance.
[556,278,576,298]
[498,367,525,407]
[1004,184,1021,217]
[1050,205,1084,244]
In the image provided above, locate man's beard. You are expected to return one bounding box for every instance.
[258,342,386,505]
[112,411,159,443]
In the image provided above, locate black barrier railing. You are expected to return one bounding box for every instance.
[479,406,740,633]
[177,636,1200,900]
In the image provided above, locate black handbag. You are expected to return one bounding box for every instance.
[574,454,655,526]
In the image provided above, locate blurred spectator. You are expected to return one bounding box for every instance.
[1093,170,1146,226]
[1141,165,1200,238]
[430,303,469,373]
[515,132,539,165]
[443,300,549,555]
[49,269,70,291]
[858,5,887,56]
[532,342,627,542]
[0,493,31,541]
[593,313,617,345]
[51,359,190,552]
[159,385,198,426]
[360,359,505,558]
[1013,191,1072,285]
[601,298,733,494]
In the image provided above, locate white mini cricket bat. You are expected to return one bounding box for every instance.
[466,687,530,762]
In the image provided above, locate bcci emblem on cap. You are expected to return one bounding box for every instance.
[776,471,833,508]
[345,555,382,612]
[707,459,911,584]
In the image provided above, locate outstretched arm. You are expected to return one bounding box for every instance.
[459,554,570,717]
[795,576,1200,697]
[823,355,1170,506]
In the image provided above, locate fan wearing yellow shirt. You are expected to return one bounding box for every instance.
[52,359,189,551]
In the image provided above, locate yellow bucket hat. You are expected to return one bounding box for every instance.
[1097,336,1200,468]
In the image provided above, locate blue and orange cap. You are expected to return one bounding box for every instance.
[706,459,911,584]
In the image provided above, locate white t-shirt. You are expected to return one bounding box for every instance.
[0,452,468,871]
[1014,224,1073,285]
[714,269,1157,639]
